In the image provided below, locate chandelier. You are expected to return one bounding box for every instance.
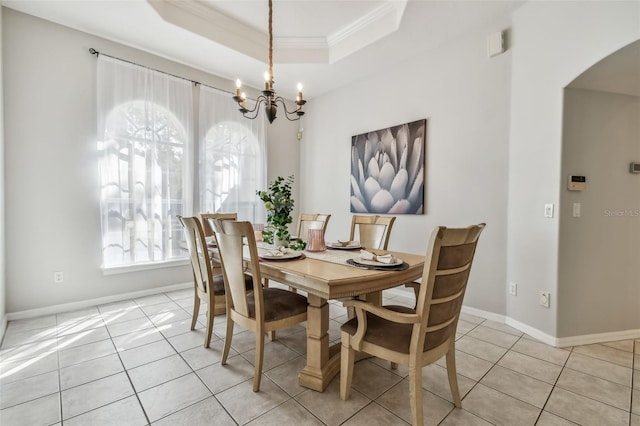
[232,0,306,123]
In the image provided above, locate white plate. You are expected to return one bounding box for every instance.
[352,257,403,267]
[328,242,361,250]
[261,250,303,260]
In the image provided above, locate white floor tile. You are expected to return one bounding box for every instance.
[138,373,211,422]
[64,395,147,426]
[0,393,61,426]
[61,372,134,419]
[0,370,59,409]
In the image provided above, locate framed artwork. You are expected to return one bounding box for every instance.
[350,119,425,214]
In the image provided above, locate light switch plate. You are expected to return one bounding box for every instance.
[544,204,554,218]
[573,203,581,218]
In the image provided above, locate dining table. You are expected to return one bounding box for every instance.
[254,244,425,392]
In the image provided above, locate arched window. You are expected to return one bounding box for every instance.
[97,56,193,269]
[200,121,261,220]
[199,86,266,223]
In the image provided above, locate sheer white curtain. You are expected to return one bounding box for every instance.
[199,85,266,223]
[97,55,193,268]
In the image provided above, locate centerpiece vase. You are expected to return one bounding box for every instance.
[273,226,290,247]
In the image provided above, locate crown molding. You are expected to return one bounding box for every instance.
[148,0,407,64]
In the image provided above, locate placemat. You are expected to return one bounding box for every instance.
[346,259,409,271]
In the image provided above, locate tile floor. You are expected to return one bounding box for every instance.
[0,286,638,425]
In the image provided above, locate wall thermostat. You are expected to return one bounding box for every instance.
[630,162,640,174]
[568,175,586,191]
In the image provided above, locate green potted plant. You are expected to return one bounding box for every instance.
[256,175,295,246]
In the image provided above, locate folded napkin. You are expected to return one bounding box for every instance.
[359,249,397,264]
[336,240,359,247]
[266,246,289,257]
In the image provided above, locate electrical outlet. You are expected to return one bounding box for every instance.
[509,282,517,296]
[539,291,550,308]
[53,271,64,283]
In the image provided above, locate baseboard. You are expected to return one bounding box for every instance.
[392,291,638,348]
[6,282,638,348]
[6,282,192,322]
[461,305,506,324]
[504,316,558,347]
[556,328,640,348]
[0,314,7,345]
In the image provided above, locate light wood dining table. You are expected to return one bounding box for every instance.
[256,248,425,392]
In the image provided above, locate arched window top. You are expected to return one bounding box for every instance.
[105,100,187,146]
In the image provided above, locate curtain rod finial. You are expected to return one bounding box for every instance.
[89,48,99,56]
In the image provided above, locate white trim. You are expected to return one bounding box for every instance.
[102,258,189,275]
[6,282,192,322]
[556,328,640,348]
[387,287,639,348]
[461,305,506,324]
[504,316,558,347]
[0,315,7,345]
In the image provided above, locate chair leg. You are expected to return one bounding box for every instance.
[268,331,276,341]
[390,362,398,370]
[204,308,214,348]
[190,293,200,330]
[221,318,234,365]
[408,358,424,426]
[340,332,355,400]
[446,345,462,407]
[253,331,265,392]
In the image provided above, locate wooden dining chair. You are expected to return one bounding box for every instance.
[211,219,308,392]
[200,212,237,237]
[296,213,331,242]
[340,223,485,426]
[349,215,396,250]
[178,216,253,348]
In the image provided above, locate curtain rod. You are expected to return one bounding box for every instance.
[89,48,234,96]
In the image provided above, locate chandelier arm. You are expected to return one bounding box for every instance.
[238,95,268,120]
[275,97,304,121]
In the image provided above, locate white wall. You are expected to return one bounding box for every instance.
[265,115,301,229]
[2,8,297,314]
[507,1,640,337]
[300,11,512,314]
[559,89,640,337]
[0,5,7,337]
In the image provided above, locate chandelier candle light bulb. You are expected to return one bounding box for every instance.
[235,79,242,98]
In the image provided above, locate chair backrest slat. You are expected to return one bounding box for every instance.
[211,219,262,320]
[178,216,212,295]
[416,224,485,351]
[297,213,331,242]
[201,212,238,237]
[349,215,396,250]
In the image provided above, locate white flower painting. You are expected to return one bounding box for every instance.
[350,119,425,214]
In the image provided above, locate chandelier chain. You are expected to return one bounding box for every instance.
[232,0,305,123]
[268,0,273,80]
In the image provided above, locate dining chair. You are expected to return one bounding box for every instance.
[349,215,396,250]
[200,212,237,237]
[340,223,485,426]
[178,216,253,348]
[211,219,308,392]
[296,213,331,242]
